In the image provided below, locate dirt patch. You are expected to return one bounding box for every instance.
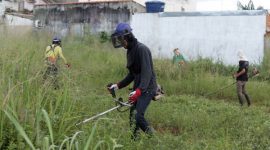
[153,124,182,136]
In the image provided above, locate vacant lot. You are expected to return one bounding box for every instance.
[0,29,270,149]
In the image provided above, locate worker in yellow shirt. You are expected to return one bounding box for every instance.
[43,37,70,89]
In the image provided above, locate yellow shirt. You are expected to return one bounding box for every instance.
[45,44,67,65]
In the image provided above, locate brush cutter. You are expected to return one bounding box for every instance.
[75,85,132,126]
[76,83,165,125]
[203,82,236,97]
[204,69,259,97]
[75,102,131,126]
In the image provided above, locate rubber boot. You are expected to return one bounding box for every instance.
[145,126,155,138]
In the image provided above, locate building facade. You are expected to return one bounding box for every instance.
[34,0,145,36]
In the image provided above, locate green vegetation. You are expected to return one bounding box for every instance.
[237,0,255,10]
[0,28,270,149]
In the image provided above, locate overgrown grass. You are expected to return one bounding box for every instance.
[1,28,270,149]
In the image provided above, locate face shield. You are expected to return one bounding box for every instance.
[111,32,130,48]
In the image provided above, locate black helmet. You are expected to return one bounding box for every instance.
[52,37,61,45]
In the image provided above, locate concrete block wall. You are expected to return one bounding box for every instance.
[131,10,267,65]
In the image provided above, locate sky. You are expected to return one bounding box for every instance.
[197,0,270,11]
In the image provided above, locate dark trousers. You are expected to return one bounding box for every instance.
[129,91,154,138]
[236,81,251,106]
[43,64,59,89]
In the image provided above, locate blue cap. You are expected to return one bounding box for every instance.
[114,23,132,35]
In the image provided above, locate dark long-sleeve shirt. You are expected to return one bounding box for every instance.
[236,60,249,81]
[118,38,157,93]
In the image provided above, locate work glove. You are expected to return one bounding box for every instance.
[107,83,118,98]
[108,83,119,91]
[129,88,141,104]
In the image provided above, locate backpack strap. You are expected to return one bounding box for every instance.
[45,45,57,65]
[46,45,56,56]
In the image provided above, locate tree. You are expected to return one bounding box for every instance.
[257,6,264,10]
[237,0,255,10]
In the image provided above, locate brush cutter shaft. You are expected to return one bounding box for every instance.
[76,105,121,125]
[76,101,131,125]
[205,72,259,97]
[113,99,132,107]
[205,82,236,96]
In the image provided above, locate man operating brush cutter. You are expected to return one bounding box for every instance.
[205,51,257,106]
[204,65,259,99]
[233,51,251,107]
[108,23,157,140]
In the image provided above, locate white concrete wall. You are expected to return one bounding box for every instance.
[131,12,266,65]
[4,14,32,26]
[0,2,4,16]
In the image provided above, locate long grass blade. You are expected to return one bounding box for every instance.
[70,131,83,149]
[4,110,36,150]
[43,136,49,150]
[93,140,105,150]
[59,137,71,150]
[42,109,54,147]
[83,122,98,150]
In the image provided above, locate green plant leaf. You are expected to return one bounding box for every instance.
[4,110,36,150]
[42,109,54,148]
[83,122,97,150]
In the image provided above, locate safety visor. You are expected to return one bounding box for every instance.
[111,32,130,48]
